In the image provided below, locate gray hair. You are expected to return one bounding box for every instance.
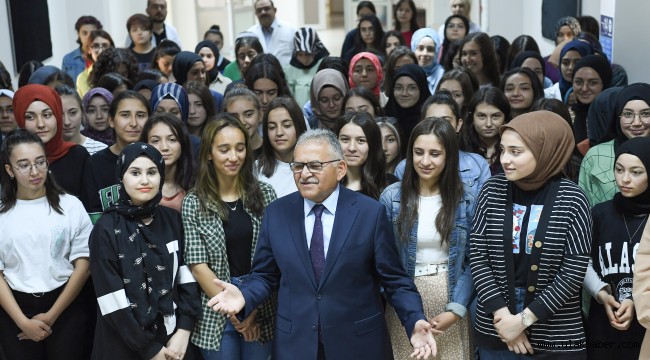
[295,128,344,160]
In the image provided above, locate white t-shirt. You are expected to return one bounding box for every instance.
[257,160,298,198]
[416,195,449,265]
[0,194,92,293]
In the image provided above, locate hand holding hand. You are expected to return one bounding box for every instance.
[149,346,176,360]
[207,278,245,316]
[165,329,190,360]
[597,291,622,325]
[409,319,437,359]
[612,299,635,330]
[17,318,51,342]
[493,311,525,342]
[506,332,534,355]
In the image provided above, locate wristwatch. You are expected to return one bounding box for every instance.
[519,310,534,327]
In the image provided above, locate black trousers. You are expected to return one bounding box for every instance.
[0,284,87,360]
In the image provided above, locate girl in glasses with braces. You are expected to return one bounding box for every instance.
[0,129,92,360]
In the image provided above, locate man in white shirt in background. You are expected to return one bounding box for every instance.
[247,0,297,66]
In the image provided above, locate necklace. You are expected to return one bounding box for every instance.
[623,213,648,242]
[226,199,239,211]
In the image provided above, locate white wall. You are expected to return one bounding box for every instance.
[1,0,649,86]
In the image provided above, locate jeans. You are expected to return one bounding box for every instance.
[477,287,534,360]
[200,276,272,360]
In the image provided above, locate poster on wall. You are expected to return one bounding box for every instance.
[600,15,614,62]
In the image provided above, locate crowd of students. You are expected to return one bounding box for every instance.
[1,0,650,359]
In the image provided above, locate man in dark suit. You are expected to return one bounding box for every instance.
[208,129,437,359]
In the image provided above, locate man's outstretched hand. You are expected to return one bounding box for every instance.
[206,278,245,316]
[409,319,438,359]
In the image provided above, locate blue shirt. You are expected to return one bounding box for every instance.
[303,185,340,257]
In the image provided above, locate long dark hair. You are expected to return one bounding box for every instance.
[0,130,64,214]
[435,67,479,118]
[343,87,384,117]
[499,67,544,117]
[194,113,264,220]
[244,54,292,98]
[399,118,463,243]
[185,80,217,133]
[383,46,417,93]
[353,15,384,53]
[460,87,510,163]
[381,30,406,57]
[393,0,420,32]
[139,113,196,191]
[504,35,540,71]
[460,32,501,86]
[258,96,308,177]
[336,111,386,200]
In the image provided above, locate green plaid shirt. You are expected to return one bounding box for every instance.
[579,140,617,207]
[182,182,278,350]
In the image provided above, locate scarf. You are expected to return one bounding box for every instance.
[553,16,581,42]
[348,52,383,97]
[586,87,622,146]
[613,137,650,215]
[558,41,595,99]
[310,69,349,129]
[511,51,546,77]
[150,82,189,124]
[82,87,115,145]
[104,142,173,328]
[12,84,76,163]
[383,63,430,147]
[27,65,59,85]
[410,28,445,94]
[172,51,203,86]
[499,111,574,191]
[195,40,221,84]
[613,83,650,150]
[289,27,330,70]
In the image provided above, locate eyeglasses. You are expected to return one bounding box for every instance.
[394,85,419,94]
[289,159,340,173]
[12,159,48,176]
[573,79,602,89]
[447,23,466,29]
[318,95,343,105]
[620,110,650,124]
[91,44,110,51]
[0,105,13,115]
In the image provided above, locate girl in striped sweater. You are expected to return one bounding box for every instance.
[470,111,591,359]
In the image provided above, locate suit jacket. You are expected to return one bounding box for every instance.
[240,187,426,359]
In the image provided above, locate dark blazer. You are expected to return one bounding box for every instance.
[240,187,425,360]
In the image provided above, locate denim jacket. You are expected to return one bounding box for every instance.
[61,47,86,82]
[379,182,477,318]
[394,151,490,196]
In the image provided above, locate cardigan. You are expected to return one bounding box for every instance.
[470,175,592,353]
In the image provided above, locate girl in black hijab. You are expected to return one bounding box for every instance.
[383,63,430,154]
[571,54,612,144]
[90,142,201,360]
[195,40,221,85]
[585,137,650,360]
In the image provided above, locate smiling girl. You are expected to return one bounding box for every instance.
[183,114,277,359]
[82,91,150,223]
[13,84,90,198]
[89,142,201,360]
[257,96,308,197]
